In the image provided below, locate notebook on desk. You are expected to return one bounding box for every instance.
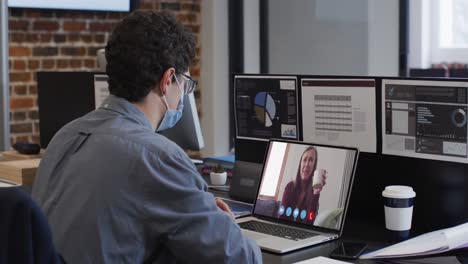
[236,139,359,253]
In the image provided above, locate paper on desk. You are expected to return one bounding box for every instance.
[0,180,18,187]
[294,256,351,264]
[360,222,468,259]
[301,79,377,153]
[444,222,468,249]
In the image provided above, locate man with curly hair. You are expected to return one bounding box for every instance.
[32,11,261,264]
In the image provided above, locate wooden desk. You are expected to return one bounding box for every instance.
[1,150,44,161]
[0,158,40,185]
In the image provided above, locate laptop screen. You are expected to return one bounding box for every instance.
[253,140,358,231]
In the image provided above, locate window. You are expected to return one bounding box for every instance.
[431,0,468,63]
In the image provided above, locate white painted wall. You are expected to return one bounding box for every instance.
[367,0,399,76]
[200,0,230,157]
[267,0,399,76]
[268,0,369,75]
[408,0,431,69]
[243,0,260,73]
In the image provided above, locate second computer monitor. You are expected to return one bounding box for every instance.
[159,93,205,150]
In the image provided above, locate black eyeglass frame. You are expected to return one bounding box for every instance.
[179,73,198,94]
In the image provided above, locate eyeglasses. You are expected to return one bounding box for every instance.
[179,73,198,94]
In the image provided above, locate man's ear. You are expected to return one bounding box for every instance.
[158,67,176,96]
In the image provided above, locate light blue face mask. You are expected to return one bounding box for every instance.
[156,77,184,132]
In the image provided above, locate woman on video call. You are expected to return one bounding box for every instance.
[279,146,327,224]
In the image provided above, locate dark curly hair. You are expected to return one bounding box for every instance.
[105,10,196,102]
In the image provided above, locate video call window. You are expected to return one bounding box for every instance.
[254,141,356,231]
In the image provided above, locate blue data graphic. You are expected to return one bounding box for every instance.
[234,77,299,140]
[254,92,277,127]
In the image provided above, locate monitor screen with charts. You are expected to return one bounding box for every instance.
[234,75,300,141]
[253,140,358,231]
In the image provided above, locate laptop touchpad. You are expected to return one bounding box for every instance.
[244,230,270,240]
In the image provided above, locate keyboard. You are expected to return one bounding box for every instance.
[239,220,318,241]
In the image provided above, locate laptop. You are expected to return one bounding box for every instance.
[237,139,359,253]
[217,161,263,218]
[219,198,253,218]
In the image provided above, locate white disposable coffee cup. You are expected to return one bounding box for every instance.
[382,185,416,240]
[210,172,227,185]
[312,168,325,188]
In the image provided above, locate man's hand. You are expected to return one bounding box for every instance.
[216,198,235,219]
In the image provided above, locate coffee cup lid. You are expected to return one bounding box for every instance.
[382,185,416,199]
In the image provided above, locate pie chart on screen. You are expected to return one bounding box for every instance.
[254,92,276,127]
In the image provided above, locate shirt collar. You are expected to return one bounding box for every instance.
[100,94,154,131]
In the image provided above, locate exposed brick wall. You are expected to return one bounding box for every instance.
[8,0,202,146]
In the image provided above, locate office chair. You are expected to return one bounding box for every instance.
[0,187,64,264]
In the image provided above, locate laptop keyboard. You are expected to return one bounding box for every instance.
[239,220,318,241]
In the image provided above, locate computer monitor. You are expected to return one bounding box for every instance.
[8,0,140,12]
[159,93,205,150]
[97,49,106,72]
[37,71,96,148]
[37,71,204,150]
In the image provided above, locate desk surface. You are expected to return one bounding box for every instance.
[13,173,468,263]
[208,188,468,264]
[260,233,468,264]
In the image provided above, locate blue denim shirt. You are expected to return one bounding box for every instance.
[32,95,261,264]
